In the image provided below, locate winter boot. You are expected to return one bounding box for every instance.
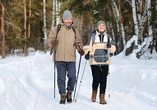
[60,94,66,104]
[67,91,72,103]
[99,94,107,104]
[91,90,97,102]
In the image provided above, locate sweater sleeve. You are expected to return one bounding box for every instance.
[84,34,93,55]
[108,38,116,53]
[47,26,57,47]
[108,34,116,53]
[74,28,84,51]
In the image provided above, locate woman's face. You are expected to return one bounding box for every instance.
[63,18,73,26]
[98,23,105,32]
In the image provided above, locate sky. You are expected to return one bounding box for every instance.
[0,50,157,110]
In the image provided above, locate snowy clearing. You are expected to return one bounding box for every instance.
[0,51,157,110]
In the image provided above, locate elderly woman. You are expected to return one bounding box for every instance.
[84,21,116,104]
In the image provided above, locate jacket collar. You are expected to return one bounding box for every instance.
[96,30,106,36]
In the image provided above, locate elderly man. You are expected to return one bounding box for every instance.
[47,10,84,104]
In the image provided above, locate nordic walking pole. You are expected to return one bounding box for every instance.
[75,60,87,102]
[108,71,110,99]
[52,24,61,98]
[107,42,110,99]
[73,45,82,101]
[54,47,56,98]
[73,55,81,101]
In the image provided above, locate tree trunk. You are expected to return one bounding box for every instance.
[43,0,47,50]
[132,0,139,44]
[52,0,55,28]
[124,0,139,56]
[136,0,153,58]
[56,0,59,25]
[155,25,157,52]
[23,0,27,56]
[111,2,118,54]
[147,0,152,38]
[118,0,123,52]
[26,0,31,55]
[112,1,125,53]
[28,0,31,38]
[1,4,5,59]
[58,2,60,23]
[155,1,157,52]
[139,1,148,39]
[142,0,145,11]
[124,0,148,57]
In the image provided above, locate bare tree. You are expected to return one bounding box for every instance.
[118,0,124,52]
[28,0,31,38]
[52,0,55,28]
[1,3,5,58]
[43,0,47,50]
[23,0,27,56]
[112,1,125,53]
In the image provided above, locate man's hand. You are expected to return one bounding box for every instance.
[51,40,58,46]
[78,49,84,56]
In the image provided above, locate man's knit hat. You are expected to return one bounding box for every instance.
[97,20,106,27]
[63,10,72,20]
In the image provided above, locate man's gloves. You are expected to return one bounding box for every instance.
[107,43,111,48]
[78,48,84,56]
[85,51,90,60]
[51,40,58,46]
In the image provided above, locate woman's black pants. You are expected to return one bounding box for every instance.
[90,65,109,94]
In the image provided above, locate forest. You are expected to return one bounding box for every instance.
[0,0,156,59]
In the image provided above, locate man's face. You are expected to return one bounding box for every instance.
[98,24,105,32]
[63,18,73,26]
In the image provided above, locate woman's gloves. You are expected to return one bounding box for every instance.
[107,43,111,48]
[85,51,90,60]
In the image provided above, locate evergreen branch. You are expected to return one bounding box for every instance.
[125,0,131,5]
[84,0,90,5]
[0,17,19,29]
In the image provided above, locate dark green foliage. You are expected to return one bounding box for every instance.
[1,0,157,57]
[0,0,52,54]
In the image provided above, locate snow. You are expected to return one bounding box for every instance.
[0,51,157,110]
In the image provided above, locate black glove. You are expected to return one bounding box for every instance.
[107,43,111,48]
[85,51,90,60]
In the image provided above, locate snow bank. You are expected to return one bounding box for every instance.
[110,53,157,109]
[0,51,157,110]
[0,51,53,110]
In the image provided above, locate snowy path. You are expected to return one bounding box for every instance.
[0,51,156,110]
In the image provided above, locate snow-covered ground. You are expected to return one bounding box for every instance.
[0,51,157,110]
